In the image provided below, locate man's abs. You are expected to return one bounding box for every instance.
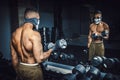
[92,39,103,43]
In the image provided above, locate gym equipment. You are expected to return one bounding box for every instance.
[56,39,67,49]
[91,33,103,40]
[91,56,106,67]
[102,73,114,80]
[39,27,50,51]
[67,54,75,60]
[61,73,76,80]
[101,30,109,37]
[61,64,86,80]
[59,53,75,61]
[72,64,86,78]
[83,49,88,54]
[47,39,67,51]
[43,61,74,74]
[86,66,101,80]
[60,53,68,61]
[50,52,60,60]
[103,58,119,69]
[103,58,120,74]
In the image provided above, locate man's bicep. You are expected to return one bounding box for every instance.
[88,28,92,38]
[104,23,110,31]
[32,34,43,63]
[103,23,110,39]
[88,25,92,35]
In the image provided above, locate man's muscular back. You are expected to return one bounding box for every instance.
[11,23,42,64]
[20,23,42,64]
[11,26,23,68]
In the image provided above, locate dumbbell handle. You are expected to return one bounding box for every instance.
[47,42,56,51]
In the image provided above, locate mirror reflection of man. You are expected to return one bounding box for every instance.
[87,10,110,61]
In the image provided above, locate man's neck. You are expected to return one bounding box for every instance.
[24,23,33,29]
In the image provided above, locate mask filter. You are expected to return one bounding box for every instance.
[94,17,102,24]
[35,19,40,30]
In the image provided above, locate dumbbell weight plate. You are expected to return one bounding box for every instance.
[57,39,67,49]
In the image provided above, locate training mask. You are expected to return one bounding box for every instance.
[24,18,40,30]
[94,18,102,24]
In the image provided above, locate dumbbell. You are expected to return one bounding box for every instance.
[67,54,75,60]
[50,52,59,60]
[59,53,68,61]
[83,49,88,54]
[60,53,75,61]
[47,39,67,51]
[62,64,86,80]
[85,66,101,80]
[103,58,120,69]
[91,56,107,67]
[72,64,86,79]
[102,58,120,73]
[61,73,76,80]
[102,73,114,80]
[91,33,103,40]
[101,30,109,37]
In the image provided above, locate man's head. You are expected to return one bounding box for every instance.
[24,8,40,30]
[24,7,40,19]
[93,10,102,24]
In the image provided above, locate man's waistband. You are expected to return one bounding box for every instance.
[91,41,103,44]
[20,62,39,66]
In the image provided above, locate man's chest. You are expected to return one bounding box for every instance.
[91,25,105,33]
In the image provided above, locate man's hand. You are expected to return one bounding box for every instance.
[101,30,109,39]
[101,30,109,36]
[91,33,103,40]
[46,39,67,51]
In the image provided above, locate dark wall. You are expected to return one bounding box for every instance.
[0,0,11,59]
[62,1,92,39]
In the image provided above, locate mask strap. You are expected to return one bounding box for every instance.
[24,18,39,26]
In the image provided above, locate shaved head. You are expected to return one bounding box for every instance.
[24,8,40,19]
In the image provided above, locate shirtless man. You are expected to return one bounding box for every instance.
[10,8,53,80]
[88,10,110,61]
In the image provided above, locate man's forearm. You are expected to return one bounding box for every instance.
[42,49,53,61]
[87,42,90,48]
[88,38,92,48]
[12,60,18,71]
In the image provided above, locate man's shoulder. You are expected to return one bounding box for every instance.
[102,21,108,25]
[32,31,40,37]
[102,21,109,27]
[13,26,22,33]
[30,30,41,40]
[89,23,95,27]
[90,23,94,25]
